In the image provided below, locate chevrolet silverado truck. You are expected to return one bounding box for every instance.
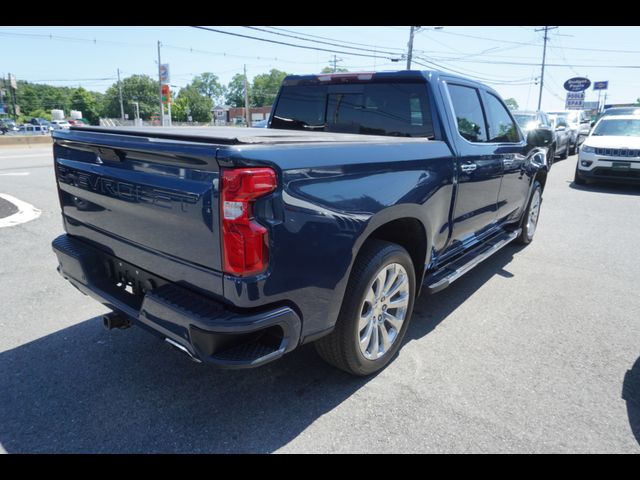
[51,70,552,376]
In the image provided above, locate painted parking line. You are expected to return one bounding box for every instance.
[0,193,41,228]
[0,172,30,176]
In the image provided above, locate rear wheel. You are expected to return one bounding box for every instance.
[315,240,416,376]
[516,181,542,245]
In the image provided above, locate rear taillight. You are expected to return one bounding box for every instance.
[221,167,277,276]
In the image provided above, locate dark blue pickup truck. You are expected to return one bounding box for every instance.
[51,70,551,375]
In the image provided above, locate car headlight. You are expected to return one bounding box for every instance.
[581,145,595,153]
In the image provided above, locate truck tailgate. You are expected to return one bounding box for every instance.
[53,129,223,291]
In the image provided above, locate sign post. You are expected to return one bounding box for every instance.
[593,81,609,113]
[159,63,171,127]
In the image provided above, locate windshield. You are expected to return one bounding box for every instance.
[603,108,640,116]
[592,118,640,136]
[271,82,435,138]
[513,114,536,128]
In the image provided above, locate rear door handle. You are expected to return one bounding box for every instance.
[460,163,477,173]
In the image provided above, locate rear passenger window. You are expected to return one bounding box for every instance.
[448,84,487,142]
[484,93,520,143]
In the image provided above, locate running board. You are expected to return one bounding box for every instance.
[424,229,521,294]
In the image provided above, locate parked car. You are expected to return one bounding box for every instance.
[51,70,550,376]
[546,114,571,160]
[513,110,558,166]
[28,118,54,132]
[69,119,89,127]
[18,124,50,135]
[51,120,72,130]
[252,119,269,128]
[600,106,640,117]
[574,114,640,185]
[0,119,19,134]
[547,109,592,154]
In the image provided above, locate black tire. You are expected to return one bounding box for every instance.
[547,146,555,169]
[314,240,416,376]
[516,180,543,245]
[569,139,577,156]
[574,163,587,185]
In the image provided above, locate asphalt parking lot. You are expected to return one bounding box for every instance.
[1,145,639,453]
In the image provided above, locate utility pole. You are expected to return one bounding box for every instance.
[7,73,17,120]
[243,64,250,127]
[117,68,125,121]
[535,26,557,111]
[330,55,343,73]
[157,40,164,126]
[406,26,421,70]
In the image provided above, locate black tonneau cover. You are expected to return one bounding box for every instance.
[72,126,428,145]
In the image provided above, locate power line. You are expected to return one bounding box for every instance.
[265,26,407,52]
[243,26,402,56]
[432,27,640,54]
[162,44,323,65]
[191,26,402,61]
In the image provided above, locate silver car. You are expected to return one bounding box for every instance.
[546,109,592,155]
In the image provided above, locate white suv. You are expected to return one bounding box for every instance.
[575,114,640,185]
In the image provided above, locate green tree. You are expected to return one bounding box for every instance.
[320,66,349,73]
[251,69,288,107]
[70,87,100,125]
[102,74,160,120]
[171,83,212,123]
[14,81,75,118]
[504,98,519,110]
[225,73,248,107]
[192,72,226,106]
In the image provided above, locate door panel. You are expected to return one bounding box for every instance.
[481,91,530,224]
[444,83,503,248]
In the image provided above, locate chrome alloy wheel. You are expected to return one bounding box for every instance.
[358,263,410,360]
[527,188,541,238]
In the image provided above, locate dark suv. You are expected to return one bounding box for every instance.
[513,110,564,167]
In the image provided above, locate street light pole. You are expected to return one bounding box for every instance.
[132,101,140,126]
[157,40,164,126]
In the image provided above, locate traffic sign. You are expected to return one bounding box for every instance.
[160,64,170,84]
[564,77,591,92]
[565,91,585,110]
[593,81,608,91]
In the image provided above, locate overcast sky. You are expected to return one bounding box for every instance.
[1,26,638,111]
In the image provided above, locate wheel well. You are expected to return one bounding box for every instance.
[363,217,427,285]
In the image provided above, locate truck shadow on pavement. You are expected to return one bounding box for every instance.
[569,181,640,196]
[623,356,640,445]
[0,245,523,453]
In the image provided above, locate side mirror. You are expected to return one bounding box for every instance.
[527,127,554,148]
[590,121,595,128]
